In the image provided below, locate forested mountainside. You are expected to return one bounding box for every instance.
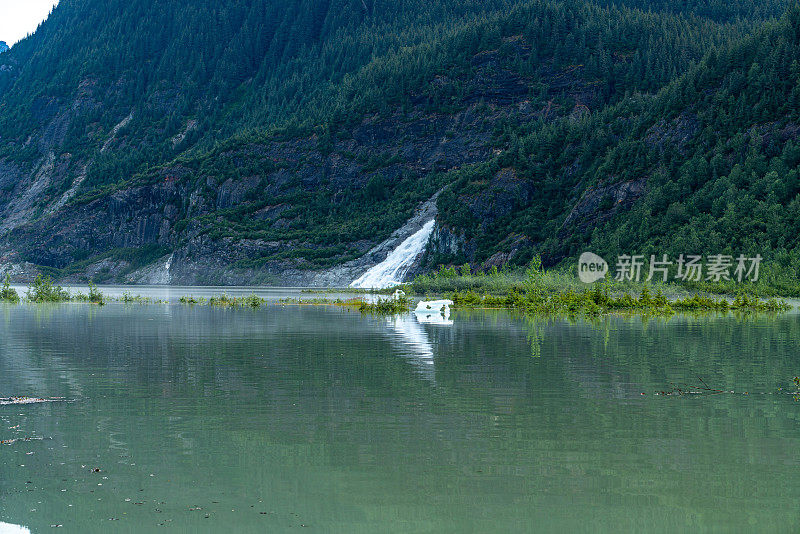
[0,0,795,284]
[434,6,800,278]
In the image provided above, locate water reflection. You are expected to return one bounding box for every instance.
[0,523,30,534]
[386,315,436,381]
[2,303,800,533]
[414,306,453,326]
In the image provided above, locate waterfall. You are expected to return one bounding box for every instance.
[351,220,435,289]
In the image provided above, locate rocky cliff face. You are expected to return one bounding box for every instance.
[0,34,610,285]
[0,0,749,285]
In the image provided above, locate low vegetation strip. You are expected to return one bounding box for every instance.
[405,262,793,316]
[279,296,411,315]
[449,286,790,316]
[179,295,267,308]
[0,275,106,305]
[409,261,799,299]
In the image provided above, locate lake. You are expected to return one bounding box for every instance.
[1,292,800,532]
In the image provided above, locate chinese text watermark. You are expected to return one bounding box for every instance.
[578,253,761,284]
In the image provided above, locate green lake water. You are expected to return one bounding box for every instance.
[1,297,800,532]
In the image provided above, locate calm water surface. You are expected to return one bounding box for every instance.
[1,297,800,533]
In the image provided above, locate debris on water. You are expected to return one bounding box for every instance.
[655,376,800,398]
[0,397,66,406]
[1,437,44,446]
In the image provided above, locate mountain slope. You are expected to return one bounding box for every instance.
[433,4,800,289]
[0,0,791,284]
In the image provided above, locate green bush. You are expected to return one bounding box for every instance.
[88,283,105,305]
[1,275,19,303]
[26,275,71,303]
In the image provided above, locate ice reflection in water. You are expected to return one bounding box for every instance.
[415,305,453,326]
[387,310,453,381]
[0,523,31,534]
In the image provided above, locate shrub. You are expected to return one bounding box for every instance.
[88,283,106,305]
[1,275,20,303]
[26,275,71,303]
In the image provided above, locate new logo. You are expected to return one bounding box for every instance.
[578,252,608,283]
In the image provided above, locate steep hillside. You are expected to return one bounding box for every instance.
[0,0,791,285]
[434,4,800,289]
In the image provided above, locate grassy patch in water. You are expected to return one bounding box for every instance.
[2,275,109,305]
[409,259,800,300]
[70,283,107,305]
[448,283,791,316]
[116,292,167,304]
[405,260,793,316]
[179,294,267,308]
[352,296,412,315]
[279,296,411,314]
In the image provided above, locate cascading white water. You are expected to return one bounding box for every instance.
[350,220,435,289]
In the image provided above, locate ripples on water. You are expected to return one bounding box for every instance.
[1,299,800,532]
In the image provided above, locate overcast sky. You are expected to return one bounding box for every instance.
[0,0,59,46]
